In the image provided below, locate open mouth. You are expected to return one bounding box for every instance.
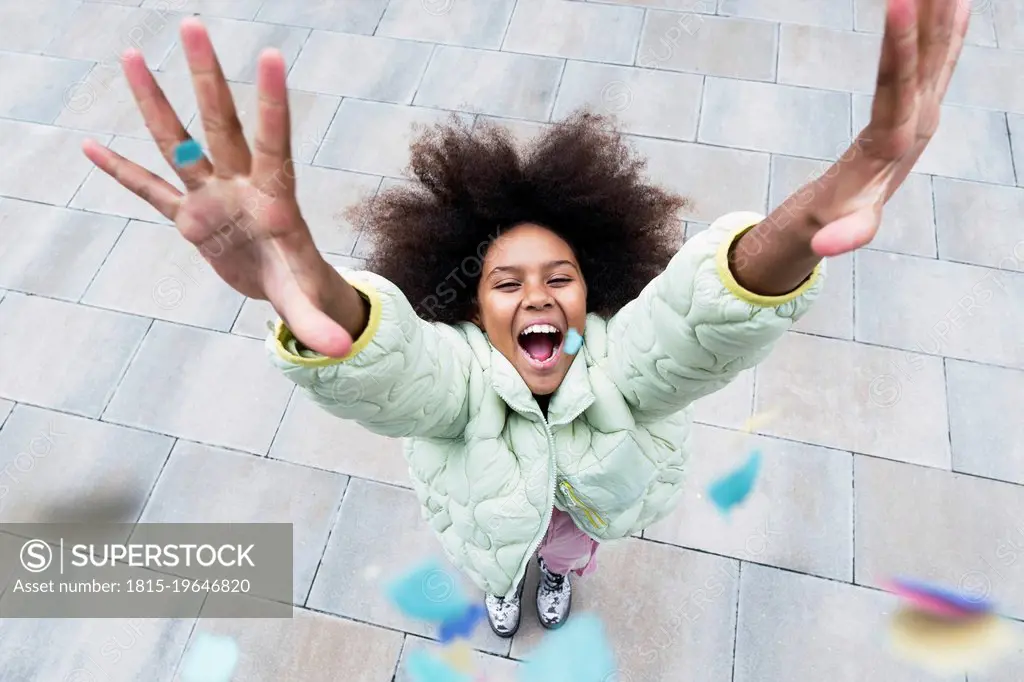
[517,323,564,370]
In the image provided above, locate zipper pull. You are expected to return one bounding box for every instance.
[559,481,576,507]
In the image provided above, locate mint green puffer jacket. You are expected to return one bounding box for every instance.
[265,212,825,600]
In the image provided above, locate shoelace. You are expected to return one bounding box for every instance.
[542,570,565,591]
[490,595,518,611]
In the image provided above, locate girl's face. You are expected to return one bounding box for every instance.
[474,223,587,397]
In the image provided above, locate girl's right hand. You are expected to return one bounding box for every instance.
[81,18,364,358]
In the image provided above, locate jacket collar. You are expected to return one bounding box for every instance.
[488,341,595,426]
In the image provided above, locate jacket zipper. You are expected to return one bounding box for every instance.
[490,385,557,601]
[489,385,595,601]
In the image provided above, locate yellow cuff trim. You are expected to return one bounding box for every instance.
[273,279,383,367]
[715,222,822,307]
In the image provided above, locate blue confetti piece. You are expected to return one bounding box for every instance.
[438,604,486,643]
[386,559,471,623]
[708,450,762,514]
[174,139,204,168]
[180,632,239,682]
[517,613,616,682]
[407,649,474,682]
[564,328,584,355]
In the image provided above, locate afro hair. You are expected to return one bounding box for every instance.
[349,109,690,326]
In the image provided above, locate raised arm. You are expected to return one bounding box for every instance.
[602,0,969,420]
[599,211,825,420]
[80,18,472,438]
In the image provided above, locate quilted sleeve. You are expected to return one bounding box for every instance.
[265,268,472,440]
[600,211,826,421]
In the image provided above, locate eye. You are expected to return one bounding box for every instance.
[496,281,520,290]
[549,277,573,286]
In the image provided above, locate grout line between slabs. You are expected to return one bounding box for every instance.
[390,635,408,682]
[942,357,955,471]
[630,8,646,67]
[1005,112,1019,187]
[371,0,391,36]
[408,42,438,105]
[284,26,314,80]
[928,174,941,259]
[97,316,155,421]
[302,474,353,607]
[126,436,180,531]
[499,0,520,51]
[263,384,298,459]
[729,561,742,682]
[0,401,15,431]
[75,216,132,305]
[694,74,707,141]
[547,59,568,122]
[169,609,205,681]
[773,20,781,83]
[851,452,857,583]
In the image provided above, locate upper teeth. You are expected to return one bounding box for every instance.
[522,324,559,335]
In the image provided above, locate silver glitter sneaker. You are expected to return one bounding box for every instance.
[536,557,572,629]
[485,576,525,638]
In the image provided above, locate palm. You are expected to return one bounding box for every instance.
[172,178,291,299]
[81,19,353,355]
[800,0,970,257]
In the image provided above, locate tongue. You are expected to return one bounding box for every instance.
[522,333,556,361]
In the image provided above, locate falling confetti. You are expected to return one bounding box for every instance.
[180,632,239,682]
[386,559,471,624]
[174,139,204,168]
[885,576,992,618]
[386,561,493,681]
[707,450,761,514]
[517,613,616,682]
[439,604,487,643]
[563,328,584,355]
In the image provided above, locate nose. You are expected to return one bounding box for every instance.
[521,280,554,310]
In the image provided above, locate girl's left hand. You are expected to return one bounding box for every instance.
[778,0,971,258]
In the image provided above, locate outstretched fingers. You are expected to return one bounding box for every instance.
[122,48,213,191]
[919,0,958,89]
[251,49,296,199]
[868,0,920,156]
[82,139,183,220]
[180,18,253,179]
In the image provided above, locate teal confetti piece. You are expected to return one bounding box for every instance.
[180,632,239,682]
[563,328,583,355]
[174,139,204,168]
[407,650,473,682]
[517,613,616,682]
[386,559,471,623]
[708,450,762,514]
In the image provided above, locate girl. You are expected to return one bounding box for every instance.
[82,0,970,637]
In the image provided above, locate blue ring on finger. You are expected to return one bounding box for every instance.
[173,138,205,168]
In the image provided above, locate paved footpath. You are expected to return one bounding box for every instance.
[0,1,1022,680]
